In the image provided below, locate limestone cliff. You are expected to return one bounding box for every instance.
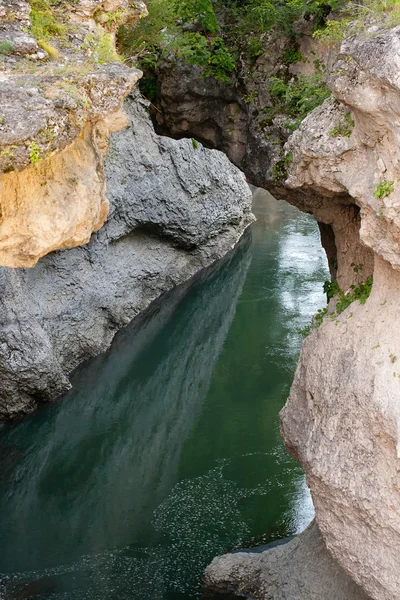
[205,24,400,600]
[281,26,400,600]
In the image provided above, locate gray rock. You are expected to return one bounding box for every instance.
[204,521,370,600]
[0,91,253,420]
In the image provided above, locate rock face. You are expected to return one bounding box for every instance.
[0,91,253,420]
[153,33,336,190]
[204,521,369,600]
[155,59,284,190]
[0,107,135,268]
[279,26,400,600]
[0,0,144,266]
[0,0,38,57]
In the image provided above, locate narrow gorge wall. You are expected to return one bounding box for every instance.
[0,1,253,419]
[280,26,400,600]
[204,23,400,600]
[0,92,253,420]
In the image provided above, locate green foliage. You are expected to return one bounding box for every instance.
[119,0,234,83]
[351,262,363,273]
[323,278,340,300]
[229,0,346,38]
[96,33,121,64]
[282,47,304,65]
[174,0,220,33]
[265,72,331,130]
[203,37,235,81]
[28,141,42,167]
[243,88,258,103]
[374,179,394,199]
[172,34,235,82]
[298,307,327,337]
[299,273,373,337]
[28,0,66,39]
[314,306,328,327]
[94,8,127,29]
[313,18,349,46]
[324,276,373,314]
[118,0,176,61]
[84,32,121,64]
[0,41,13,55]
[245,37,263,60]
[272,152,293,182]
[192,138,199,149]
[335,277,373,314]
[329,110,354,137]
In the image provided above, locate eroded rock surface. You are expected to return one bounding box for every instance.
[0,92,253,420]
[0,0,145,266]
[204,521,369,600]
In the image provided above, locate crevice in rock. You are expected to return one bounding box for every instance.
[318,222,338,281]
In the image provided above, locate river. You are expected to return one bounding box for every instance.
[0,189,328,600]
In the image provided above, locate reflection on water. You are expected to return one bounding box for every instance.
[0,190,328,600]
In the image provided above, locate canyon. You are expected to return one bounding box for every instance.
[1,1,400,600]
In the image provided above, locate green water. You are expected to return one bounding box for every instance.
[0,190,328,600]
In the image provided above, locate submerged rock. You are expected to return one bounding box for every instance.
[0,91,253,420]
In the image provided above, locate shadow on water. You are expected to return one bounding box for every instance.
[0,190,329,600]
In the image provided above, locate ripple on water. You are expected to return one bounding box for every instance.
[1,454,313,600]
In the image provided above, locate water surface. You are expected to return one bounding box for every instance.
[0,190,328,600]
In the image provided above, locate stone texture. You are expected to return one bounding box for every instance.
[0,91,253,420]
[0,0,38,57]
[285,27,400,276]
[281,256,400,600]
[0,67,141,173]
[0,111,126,268]
[70,0,147,31]
[0,0,147,265]
[204,521,370,600]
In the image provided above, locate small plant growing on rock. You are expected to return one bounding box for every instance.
[37,39,60,60]
[0,146,16,159]
[324,276,373,315]
[299,275,373,337]
[28,141,42,167]
[0,41,13,55]
[272,152,293,182]
[329,111,355,138]
[243,89,258,104]
[313,19,349,47]
[29,0,66,39]
[191,138,199,150]
[95,33,121,64]
[374,179,394,199]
